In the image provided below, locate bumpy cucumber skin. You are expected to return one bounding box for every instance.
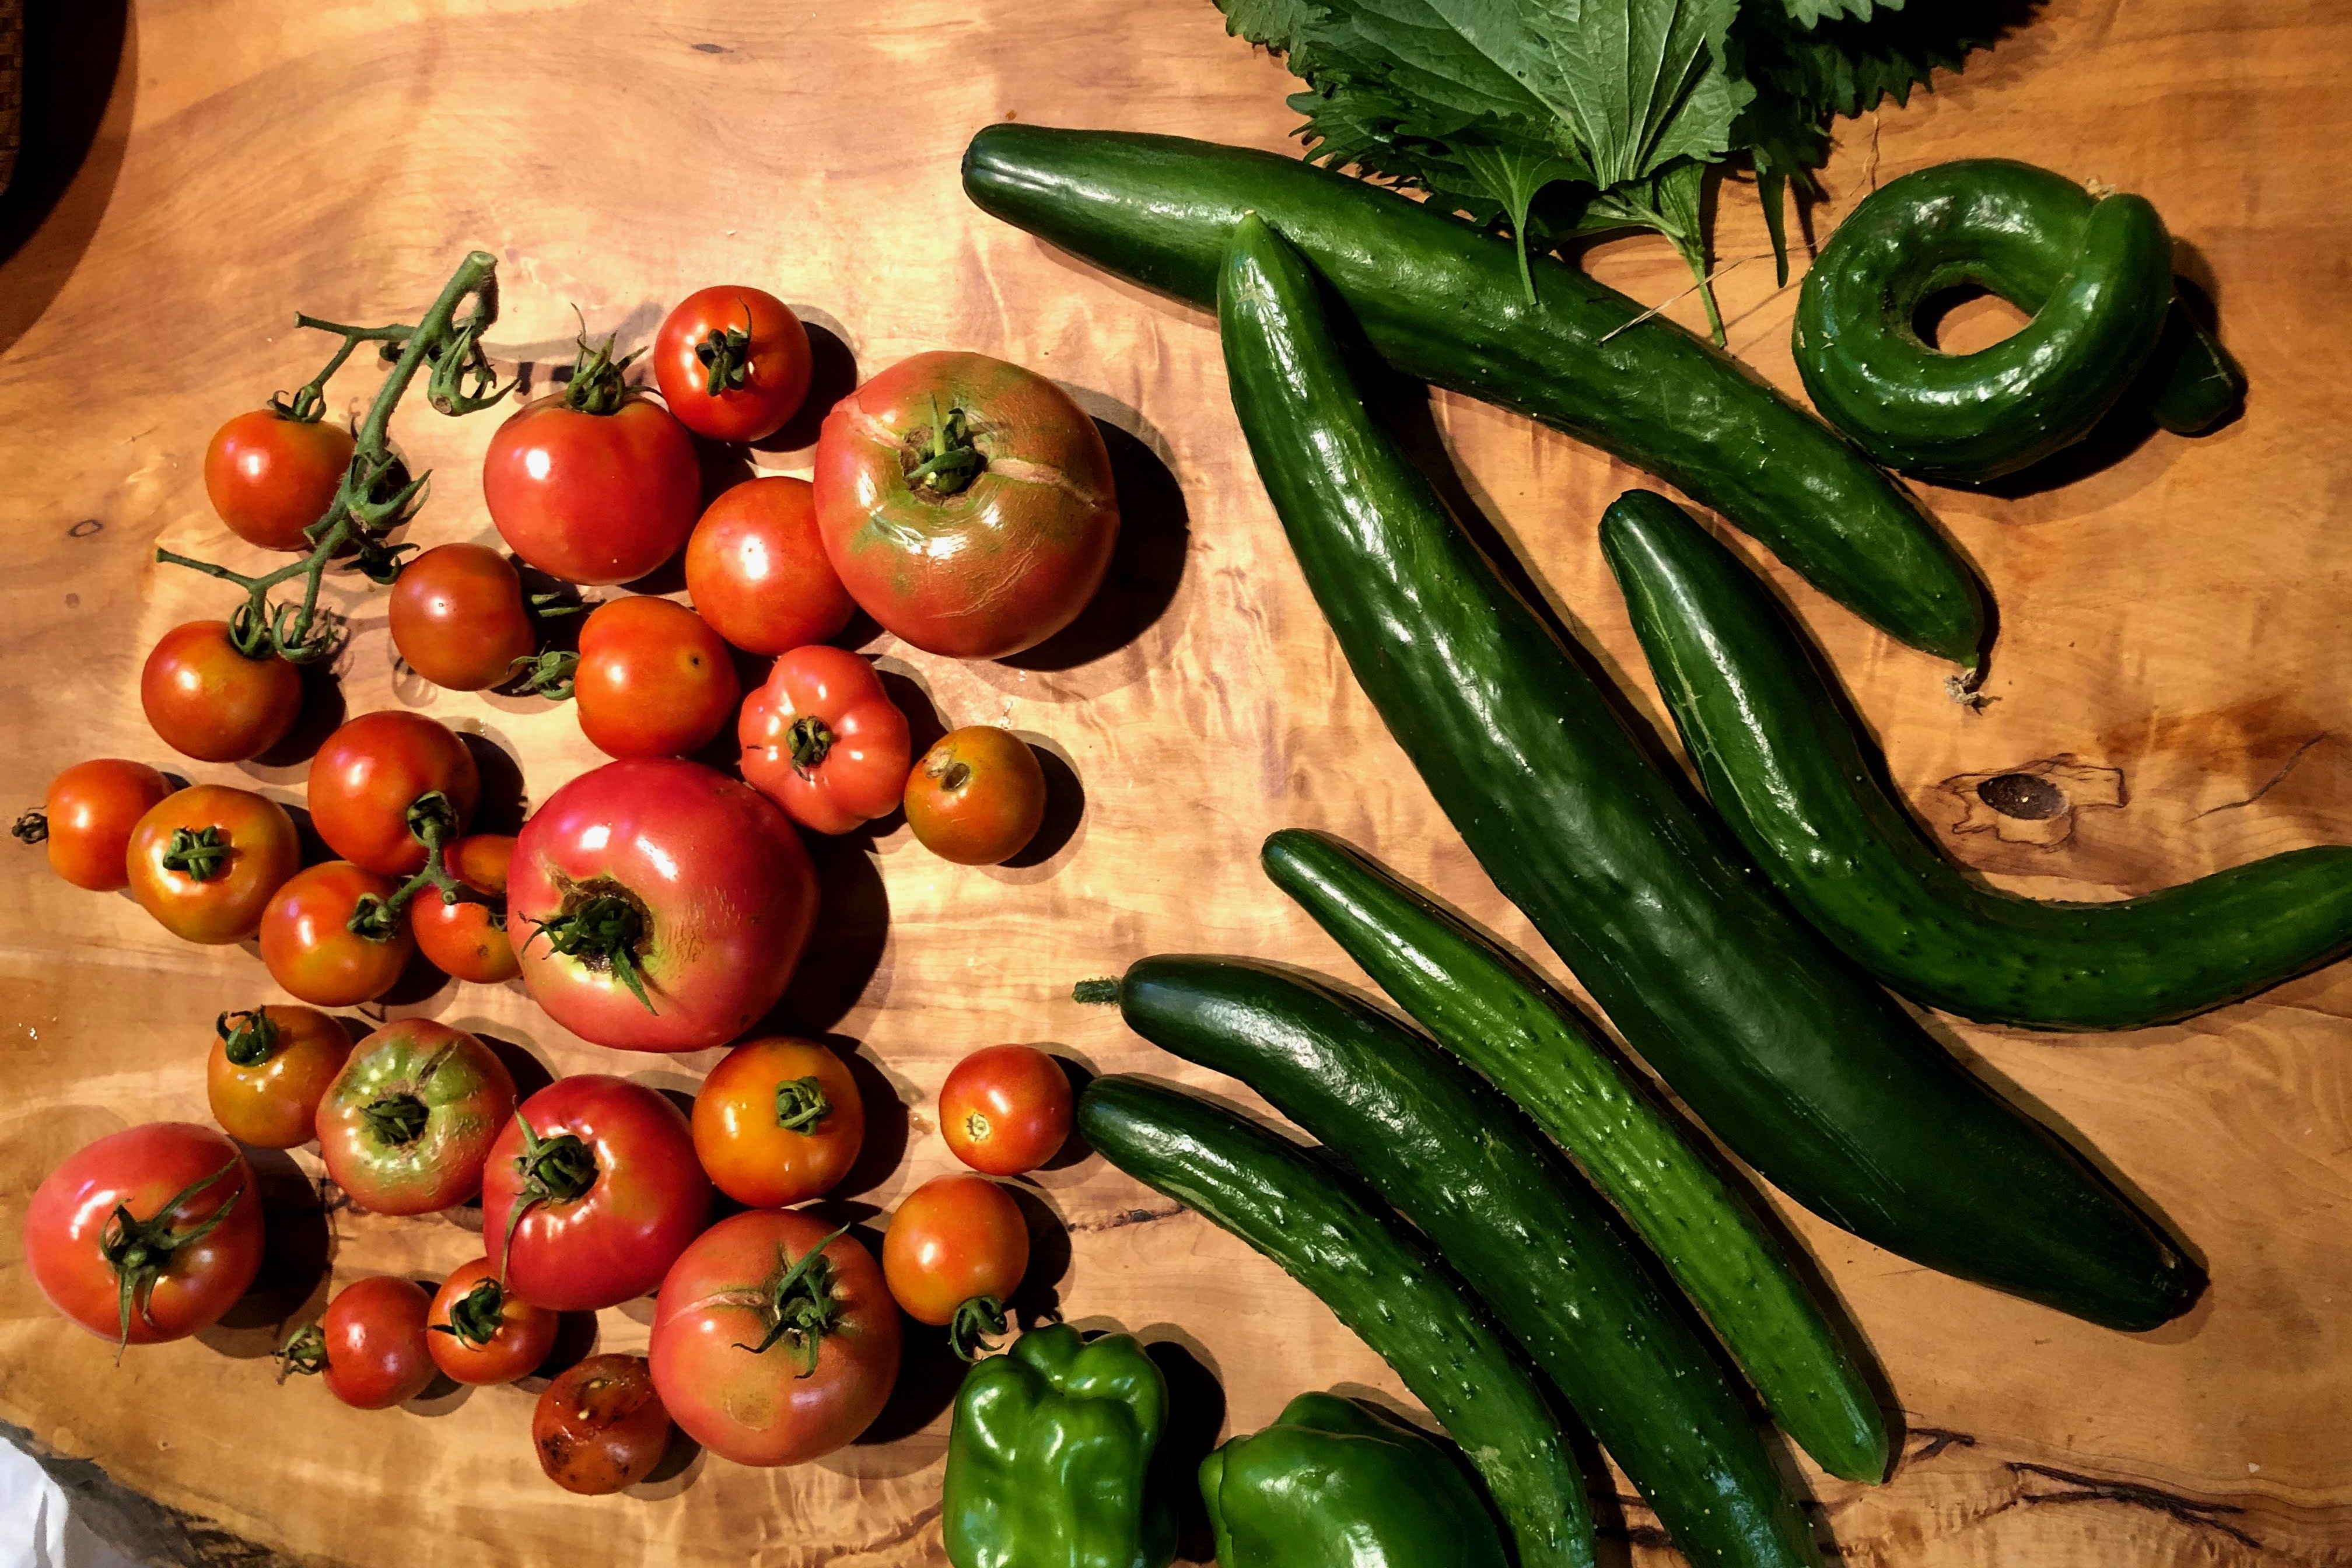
[1793,160,2175,483]
[1118,954,1827,1568]
[1601,491,2352,1030]
[961,121,1985,666]
[1215,212,2199,1331]
[1261,828,1890,1483]
[1074,1074,1597,1568]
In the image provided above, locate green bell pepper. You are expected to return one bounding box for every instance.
[943,1324,1177,1568]
[1202,1392,1511,1568]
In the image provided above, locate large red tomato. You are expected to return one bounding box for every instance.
[282,1275,436,1409]
[141,621,303,762]
[737,646,909,835]
[813,351,1119,658]
[483,343,700,586]
[22,1123,262,1350]
[307,711,481,876]
[23,759,174,892]
[204,408,354,552]
[684,477,854,655]
[573,596,739,759]
[389,542,536,691]
[652,285,813,443]
[125,785,300,944]
[482,1076,711,1312]
[508,759,818,1052]
[315,1019,517,1216]
[258,862,414,1006]
[649,1209,901,1466]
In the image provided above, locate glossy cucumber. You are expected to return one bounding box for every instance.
[1114,954,1826,1568]
[1601,491,2352,1030]
[1216,211,2199,1330]
[1260,828,1889,1482]
[962,122,1986,666]
[1074,1074,1597,1568]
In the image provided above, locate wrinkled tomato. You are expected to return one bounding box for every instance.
[314,1019,516,1216]
[204,408,354,552]
[282,1275,436,1409]
[307,711,481,876]
[881,1174,1029,1354]
[690,1037,866,1208]
[903,726,1048,867]
[258,861,415,1006]
[141,621,303,763]
[684,477,854,655]
[125,785,300,944]
[412,834,519,984]
[939,1044,1072,1175]
[653,285,813,444]
[206,1006,353,1150]
[737,645,909,835]
[534,1354,672,1494]
[389,542,537,691]
[573,596,739,760]
[22,759,173,891]
[427,1256,557,1387]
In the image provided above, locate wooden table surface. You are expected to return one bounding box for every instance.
[2,1,2347,1564]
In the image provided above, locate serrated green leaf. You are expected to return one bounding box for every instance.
[1779,0,1893,29]
[1460,141,1590,299]
[1217,0,1320,52]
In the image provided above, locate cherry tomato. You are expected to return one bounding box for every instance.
[509,760,818,1052]
[307,711,481,876]
[21,759,173,891]
[573,596,740,760]
[427,1256,558,1387]
[690,1038,865,1208]
[284,1276,436,1409]
[258,861,415,1006]
[483,349,700,586]
[411,834,518,984]
[904,727,1048,867]
[684,477,854,656]
[649,1209,901,1466]
[484,1076,711,1312]
[882,1174,1029,1343]
[22,1123,262,1350]
[814,351,1119,658]
[389,542,536,691]
[534,1354,673,1494]
[315,1019,517,1216]
[206,1005,353,1150]
[737,646,909,835]
[141,621,303,763]
[652,285,813,444]
[204,408,354,552]
[939,1045,1072,1175]
[125,786,299,944]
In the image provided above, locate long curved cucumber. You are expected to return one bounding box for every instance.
[1075,1074,1596,1568]
[1216,211,2199,1329]
[1600,491,2352,1030]
[1114,955,1826,1568]
[961,122,1986,667]
[1260,828,1889,1482]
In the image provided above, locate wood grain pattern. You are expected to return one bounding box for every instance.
[1,1,2347,1563]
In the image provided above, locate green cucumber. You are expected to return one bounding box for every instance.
[1113,954,1826,1568]
[1600,490,2352,1030]
[1261,828,1888,1482]
[961,122,1985,666]
[1074,1074,1597,1568]
[1215,211,2199,1330]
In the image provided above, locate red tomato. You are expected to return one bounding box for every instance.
[258,862,415,1006]
[534,1355,673,1494]
[204,408,354,552]
[684,477,854,655]
[141,621,303,763]
[483,349,700,586]
[427,1256,558,1386]
[412,834,518,984]
[737,646,909,835]
[125,786,299,944]
[652,285,813,444]
[881,1174,1030,1345]
[23,1123,262,1349]
[904,727,1048,867]
[509,759,818,1052]
[650,1209,901,1466]
[307,711,481,876]
[206,1006,353,1150]
[483,1076,711,1312]
[315,1019,516,1216]
[813,351,1119,658]
[284,1276,436,1409]
[939,1045,1072,1175]
[573,596,740,759]
[22,759,173,891]
[690,1038,865,1208]
[389,543,536,691]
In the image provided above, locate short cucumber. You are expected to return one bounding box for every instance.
[1261,828,1889,1483]
[1075,1074,1597,1568]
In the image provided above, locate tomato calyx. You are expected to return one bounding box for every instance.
[11,808,47,845]
[160,825,233,881]
[216,1009,281,1069]
[362,1093,431,1147]
[559,323,643,418]
[774,1075,831,1132]
[432,1278,507,1350]
[505,649,580,701]
[275,1322,328,1381]
[99,1160,247,1362]
[948,1295,1010,1362]
[349,791,468,942]
[730,1223,854,1375]
[498,1116,600,1280]
[901,397,984,498]
[784,716,837,778]
[695,310,756,397]
[521,886,656,1014]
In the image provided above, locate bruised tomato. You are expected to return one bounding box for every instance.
[690,1038,865,1208]
[22,759,174,892]
[534,1355,673,1494]
[125,786,300,944]
[652,285,813,444]
[206,1006,353,1150]
[141,622,303,763]
[684,477,854,655]
[427,1256,557,1387]
[204,408,354,552]
[573,596,739,760]
[737,646,909,835]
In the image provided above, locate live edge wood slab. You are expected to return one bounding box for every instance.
[1,1,2346,1564]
